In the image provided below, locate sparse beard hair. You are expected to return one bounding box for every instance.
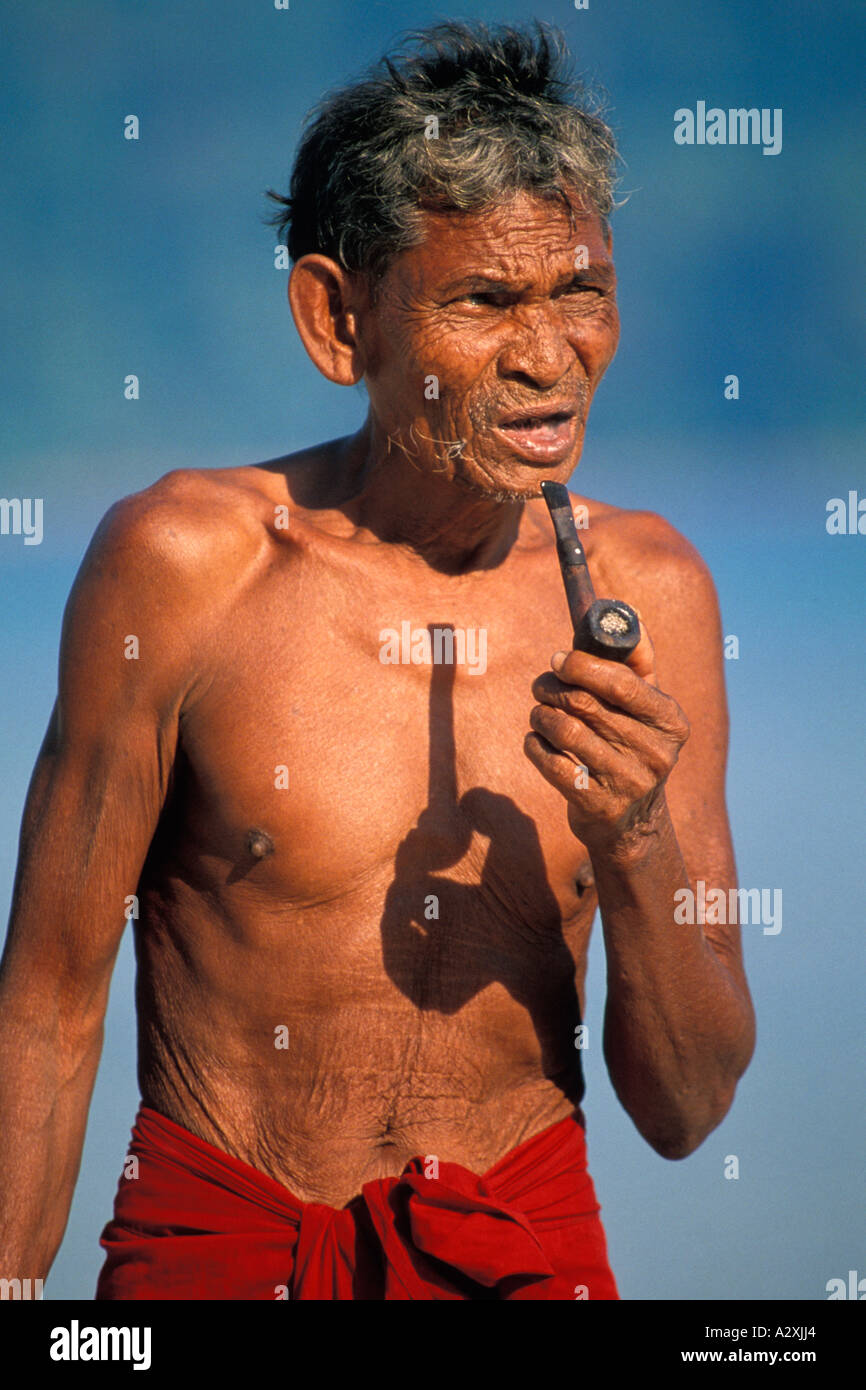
[387,423,545,503]
[453,472,541,504]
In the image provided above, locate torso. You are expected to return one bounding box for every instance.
[134,455,628,1206]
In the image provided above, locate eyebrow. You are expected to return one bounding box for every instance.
[439,263,616,295]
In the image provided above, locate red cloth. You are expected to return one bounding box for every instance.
[96,1106,618,1300]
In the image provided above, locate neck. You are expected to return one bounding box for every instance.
[336,414,527,574]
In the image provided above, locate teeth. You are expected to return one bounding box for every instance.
[506,414,567,428]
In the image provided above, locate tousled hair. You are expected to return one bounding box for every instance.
[266,21,621,290]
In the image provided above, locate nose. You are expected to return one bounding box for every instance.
[496,305,575,391]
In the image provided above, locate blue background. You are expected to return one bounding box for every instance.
[1,0,863,1300]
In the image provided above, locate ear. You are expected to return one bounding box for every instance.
[288,255,365,385]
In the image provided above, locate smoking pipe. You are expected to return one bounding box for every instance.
[540,481,641,662]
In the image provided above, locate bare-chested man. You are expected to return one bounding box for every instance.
[0,23,755,1300]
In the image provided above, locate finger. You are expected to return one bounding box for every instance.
[528,703,624,776]
[529,698,673,774]
[524,730,602,794]
[536,656,658,723]
[538,652,686,740]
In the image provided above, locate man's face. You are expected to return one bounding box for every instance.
[358,189,620,501]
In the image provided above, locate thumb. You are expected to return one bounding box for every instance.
[625,608,657,686]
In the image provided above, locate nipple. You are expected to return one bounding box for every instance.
[246,828,275,860]
[576,861,595,892]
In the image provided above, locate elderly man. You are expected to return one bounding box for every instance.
[0,22,754,1300]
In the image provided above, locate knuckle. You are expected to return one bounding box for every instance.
[605,665,638,704]
[564,689,596,718]
[667,710,690,743]
[620,668,641,701]
[546,707,578,743]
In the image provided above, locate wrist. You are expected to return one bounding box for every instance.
[578,792,674,869]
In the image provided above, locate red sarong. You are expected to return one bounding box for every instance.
[96,1106,618,1300]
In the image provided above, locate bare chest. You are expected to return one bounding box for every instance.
[169,544,595,927]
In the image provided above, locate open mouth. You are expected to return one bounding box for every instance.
[495,410,578,459]
[500,410,573,431]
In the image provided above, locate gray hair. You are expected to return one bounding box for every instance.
[266,22,621,291]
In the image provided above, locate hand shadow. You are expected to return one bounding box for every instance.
[380,626,585,1100]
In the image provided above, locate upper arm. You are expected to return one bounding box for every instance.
[1,480,211,1025]
[616,513,737,894]
[614,509,754,1038]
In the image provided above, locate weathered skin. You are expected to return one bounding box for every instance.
[0,193,755,1275]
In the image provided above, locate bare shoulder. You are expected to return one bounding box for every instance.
[572,494,721,624]
[87,466,279,595]
[59,468,284,720]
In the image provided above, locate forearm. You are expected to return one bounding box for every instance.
[593,799,755,1157]
[0,1000,103,1279]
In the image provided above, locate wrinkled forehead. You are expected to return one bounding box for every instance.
[394,189,612,291]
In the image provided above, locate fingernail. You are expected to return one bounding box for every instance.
[551,651,567,672]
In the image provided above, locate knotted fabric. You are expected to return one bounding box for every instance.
[96,1106,618,1300]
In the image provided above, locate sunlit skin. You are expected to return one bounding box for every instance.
[353,196,620,500]
[0,191,755,1277]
